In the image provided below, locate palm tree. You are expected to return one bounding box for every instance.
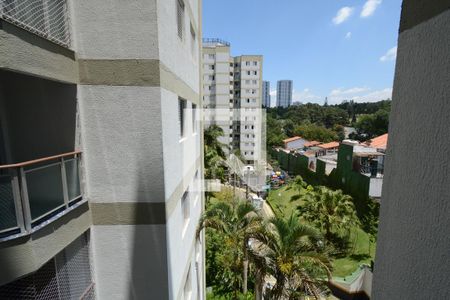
[196,198,262,296]
[250,214,332,299]
[299,187,359,242]
[204,125,227,182]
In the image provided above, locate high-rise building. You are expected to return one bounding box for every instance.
[0,1,205,299]
[203,39,264,164]
[276,80,293,108]
[262,81,271,107]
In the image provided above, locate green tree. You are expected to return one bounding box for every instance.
[250,214,332,299]
[293,124,338,142]
[352,109,389,140]
[299,187,360,244]
[197,198,262,297]
[204,125,227,181]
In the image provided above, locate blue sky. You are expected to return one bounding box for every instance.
[203,0,402,105]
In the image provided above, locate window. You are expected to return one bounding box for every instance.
[229,62,233,67]
[192,103,197,133]
[245,61,250,66]
[184,266,192,300]
[208,54,215,59]
[179,98,187,138]
[247,71,251,75]
[181,190,190,228]
[177,0,185,39]
[247,99,250,103]
[253,71,257,75]
[209,65,215,70]
[253,61,258,66]
[252,80,257,84]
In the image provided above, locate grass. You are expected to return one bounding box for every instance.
[266,185,302,217]
[267,184,376,278]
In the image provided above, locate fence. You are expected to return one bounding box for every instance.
[0,151,83,239]
[0,232,95,299]
[0,0,71,47]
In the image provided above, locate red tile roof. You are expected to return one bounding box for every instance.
[365,133,388,150]
[318,141,340,149]
[304,141,321,147]
[283,136,302,143]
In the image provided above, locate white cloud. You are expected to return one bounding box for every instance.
[328,87,392,104]
[333,7,354,25]
[330,87,370,96]
[292,88,322,104]
[361,0,382,18]
[380,46,397,62]
[345,32,352,39]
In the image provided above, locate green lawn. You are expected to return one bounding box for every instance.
[266,185,302,217]
[267,184,375,278]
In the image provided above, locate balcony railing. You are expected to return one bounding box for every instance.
[0,0,71,47]
[0,151,83,239]
[202,38,230,47]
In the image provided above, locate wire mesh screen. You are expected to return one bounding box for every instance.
[0,231,95,299]
[0,0,70,47]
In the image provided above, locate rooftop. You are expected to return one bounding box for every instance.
[365,133,388,150]
[283,136,302,143]
[304,141,321,147]
[318,141,340,149]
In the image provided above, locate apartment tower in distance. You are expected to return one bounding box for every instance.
[262,81,271,107]
[276,80,293,108]
[203,39,264,164]
[0,0,205,299]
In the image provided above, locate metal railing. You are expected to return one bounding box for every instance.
[0,151,82,239]
[202,38,230,47]
[0,0,71,47]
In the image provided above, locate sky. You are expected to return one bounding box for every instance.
[202,0,402,106]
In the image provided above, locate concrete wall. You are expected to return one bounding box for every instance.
[373,2,450,299]
[71,0,204,298]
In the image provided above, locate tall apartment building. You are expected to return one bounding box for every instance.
[262,81,271,107]
[203,39,264,164]
[276,80,293,108]
[0,1,205,299]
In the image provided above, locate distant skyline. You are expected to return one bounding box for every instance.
[203,0,402,106]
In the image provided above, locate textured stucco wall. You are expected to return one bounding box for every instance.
[0,21,77,84]
[373,5,450,300]
[69,0,159,59]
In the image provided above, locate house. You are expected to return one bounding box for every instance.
[317,141,340,156]
[364,133,388,152]
[304,140,321,148]
[283,136,308,150]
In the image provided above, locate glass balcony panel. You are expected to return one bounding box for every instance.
[65,158,81,201]
[26,163,65,221]
[0,175,17,231]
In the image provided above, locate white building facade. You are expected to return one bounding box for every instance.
[0,0,205,299]
[276,80,293,108]
[203,40,264,164]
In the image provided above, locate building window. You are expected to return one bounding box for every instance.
[182,190,190,229]
[179,98,187,138]
[253,61,258,66]
[245,61,250,66]
[192,103,197,133]
[184,266,192,300]
[209,65,215,70]
[252,80,257,84]
[253,71,257,75]
[208,54,215,59]
[247,71,251,75]
[177,0,185,39]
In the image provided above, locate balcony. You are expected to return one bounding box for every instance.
[0,0,71,47]
[0,151,83,240]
